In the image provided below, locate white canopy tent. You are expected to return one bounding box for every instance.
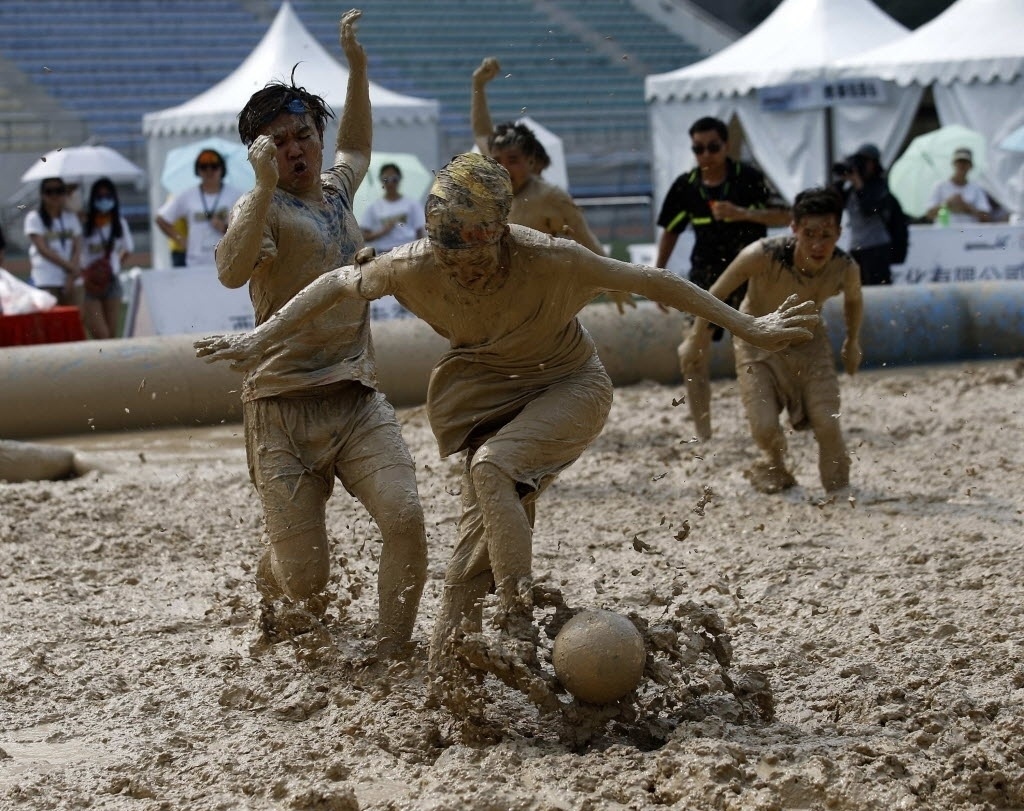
[644,0,918,207]
[142,1,440,268]
[833,0,1024,214]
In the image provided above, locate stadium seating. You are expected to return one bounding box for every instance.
[0,0,701,205]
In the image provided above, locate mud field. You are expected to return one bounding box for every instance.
[2,358,1022,810]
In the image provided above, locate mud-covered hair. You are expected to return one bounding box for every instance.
[237,68,334,146]
[488,121,550,171]
[792,186,844,226]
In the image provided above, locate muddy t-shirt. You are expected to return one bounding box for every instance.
[361,227,610,455]
[241,164,375,401]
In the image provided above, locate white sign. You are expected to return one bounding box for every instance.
[124,266,254,337]
[893,223,1024,285]
[758,78,888,112]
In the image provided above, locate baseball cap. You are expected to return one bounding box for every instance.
[953,147,973,163]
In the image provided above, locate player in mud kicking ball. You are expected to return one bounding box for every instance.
[210,8,427,656]
[195,152,819,669]
[679,186,863,495]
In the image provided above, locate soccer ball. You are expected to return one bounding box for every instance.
[552,609,646,704]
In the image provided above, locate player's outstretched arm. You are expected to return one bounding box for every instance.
[841,259,864,375]
[335,9,370,183]
[195,257,372,369]
[471,57,500,154]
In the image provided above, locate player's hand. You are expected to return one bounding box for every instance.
[842,338,862,376]
[473,57,501,86]
[194,332,262,372]
[248,135,279,188]
[749,294,818,351]
[339,9,366,70]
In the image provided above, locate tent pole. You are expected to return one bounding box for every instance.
[824,105,835,186]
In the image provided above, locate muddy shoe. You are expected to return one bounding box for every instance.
[745,460,797,494]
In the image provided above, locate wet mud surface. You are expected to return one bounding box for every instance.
[2,359,1023,810]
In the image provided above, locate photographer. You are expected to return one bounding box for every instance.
[832,143,897,286]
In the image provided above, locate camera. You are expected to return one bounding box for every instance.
[832,154,867,178]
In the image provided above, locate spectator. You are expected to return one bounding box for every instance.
[656,116,791,440]
[680,187,862,495]
[79,177,133,339]
[194,152,818,668]
[206,10,427,656]
[360,163,426,253]
[24,177,82,305]
[925,148,992,225]
[155,149,243,268]
[0,221,6,267]
[833,143,897,286]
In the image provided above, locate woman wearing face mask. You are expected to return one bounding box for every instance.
[24,177,83,305]
[79,177,133,339]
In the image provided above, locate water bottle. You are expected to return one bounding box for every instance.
[937,204,950,227]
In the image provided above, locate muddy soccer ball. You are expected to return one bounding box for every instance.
[552,609,646,704]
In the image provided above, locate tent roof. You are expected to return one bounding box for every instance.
[833,0,1024,86]
[142,1,438,137]
[645,0,908,102]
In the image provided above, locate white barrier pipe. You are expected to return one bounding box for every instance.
[1,282,1022,440]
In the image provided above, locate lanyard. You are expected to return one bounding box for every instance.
[200,187,222,220]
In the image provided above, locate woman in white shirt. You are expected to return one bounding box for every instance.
[24,177,82,305]
[80,177,134,339]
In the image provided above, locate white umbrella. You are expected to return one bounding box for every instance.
[352,152,435,223]
[20,145,145,188]
[160,137,255,195]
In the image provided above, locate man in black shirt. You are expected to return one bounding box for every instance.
[656,116,790,440]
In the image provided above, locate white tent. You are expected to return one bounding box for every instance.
[644,0,918,207]
[833,0,1024,213]
[142,1,440,268]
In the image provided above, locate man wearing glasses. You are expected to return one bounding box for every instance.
[655,116,790,441]
[155,148,244,268]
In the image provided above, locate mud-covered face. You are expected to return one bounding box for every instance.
[263,112,323,196]
[792,213,841,272]
[490,144,533,192]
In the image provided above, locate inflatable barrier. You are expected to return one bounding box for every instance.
[1,282,1021,440]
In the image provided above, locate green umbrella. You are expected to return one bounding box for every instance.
[888,124,988,218]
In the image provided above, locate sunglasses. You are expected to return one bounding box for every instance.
[42,187,67,196]
[197,163,222,170]
[691,141,724,156]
